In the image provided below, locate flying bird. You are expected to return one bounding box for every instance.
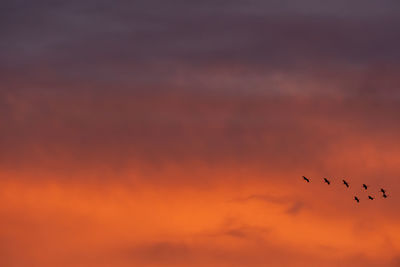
[303,176,310,183]
[381,188,386,194]
[354,196,360,203]
[343,179,349,188]
[368,196,374,200]
[323,178,330,185]
[363,184,368,190]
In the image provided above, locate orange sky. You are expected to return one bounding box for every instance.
[2,80,400,266]
[1,166,400,266]
[2,1,400,266]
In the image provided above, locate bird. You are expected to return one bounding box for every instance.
[363,184,368,190]
[368,196,374,200]
[380,188,386,194]
[323,178,330,185]
[303,176,310,183]
[354,196,360,203]
[383,193,388,198]
[343,179,349,188]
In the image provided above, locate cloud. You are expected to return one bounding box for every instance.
[1,178,399,267]
[231,194,306,215]
[1,1,400,266]
[1,0,400,80]
[285,201,304,215]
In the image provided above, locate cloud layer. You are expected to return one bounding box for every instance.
[1,1,400,266]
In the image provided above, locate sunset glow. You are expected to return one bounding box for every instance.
[1,1,400,266]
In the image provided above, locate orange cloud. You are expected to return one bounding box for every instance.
[1,162,399,267]
[2,49,400,267]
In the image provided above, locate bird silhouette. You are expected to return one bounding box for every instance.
[381,188,386,194]
[363,184,368,190]
[302,176,310,183]
[324,178,330,185]
[343,180,349,188]
[383,193,387,198]
[354,196,360,203]
[368,196,374,200]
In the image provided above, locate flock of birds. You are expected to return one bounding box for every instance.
[302,176,388,203]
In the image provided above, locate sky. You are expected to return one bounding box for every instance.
[1,0,400,266]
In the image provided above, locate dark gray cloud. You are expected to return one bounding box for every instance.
[1,0,400,189]
[1,0,400,79]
